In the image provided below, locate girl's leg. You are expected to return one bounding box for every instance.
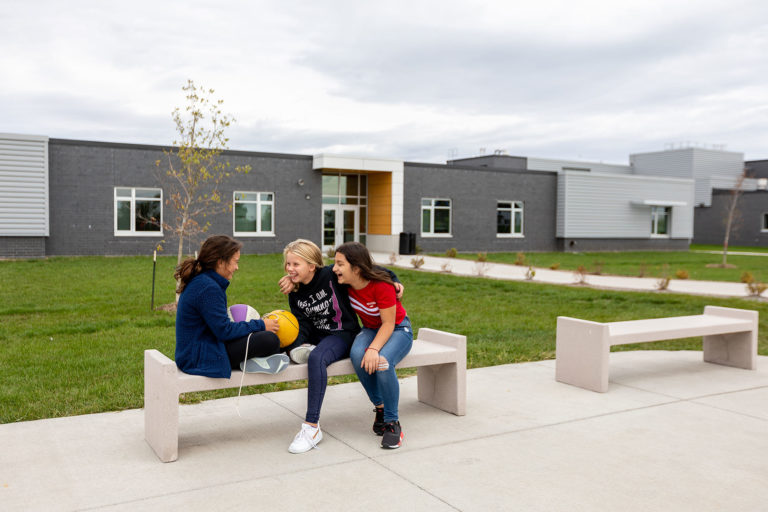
[225,331,281,369]
[349,328,382,406]
[304,334,351,424]
[375,318,414,423]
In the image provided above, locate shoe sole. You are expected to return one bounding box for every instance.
[240,353,290,374]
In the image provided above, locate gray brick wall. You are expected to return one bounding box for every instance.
[47,139,319,256]
[403,163,559,253]
[694,189,768,247]
[557,238,690,252]
[0,237,46,258]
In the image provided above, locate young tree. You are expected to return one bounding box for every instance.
[721,169,747,266]
[156,80,251,266]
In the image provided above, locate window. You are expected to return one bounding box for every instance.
[497,201,523,237]
[234,192,274,235]
[421,198,451,236]
[114,187,162,236]
[651,206,670,237]
[762,213,768,232]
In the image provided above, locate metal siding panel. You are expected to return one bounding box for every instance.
[528,157,631,174]
[560,172,693,238]
[0,135,49,236]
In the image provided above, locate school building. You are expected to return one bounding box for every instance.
[0,133,764,258]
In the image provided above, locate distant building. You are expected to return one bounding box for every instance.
[0,133,762,258]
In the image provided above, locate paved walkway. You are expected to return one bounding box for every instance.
[372,253,761,299]
[2,351,768,511]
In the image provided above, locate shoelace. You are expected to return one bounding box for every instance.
[299,426,320,450]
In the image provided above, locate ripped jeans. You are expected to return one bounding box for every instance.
[349,317,413,423]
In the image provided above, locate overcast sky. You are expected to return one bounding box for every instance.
[2,0,767,164]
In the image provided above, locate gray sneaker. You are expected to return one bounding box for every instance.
[240,353,290,374]
[290,344,316,364]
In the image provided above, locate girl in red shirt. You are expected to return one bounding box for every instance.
[333,242,413,449]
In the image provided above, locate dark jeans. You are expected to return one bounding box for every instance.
[225,331,281,369]
[305,333,353,424]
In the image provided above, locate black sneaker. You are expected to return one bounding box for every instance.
[372,407,385,436]
[381,421,403,449]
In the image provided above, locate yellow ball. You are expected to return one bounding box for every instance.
[264,309,300,347]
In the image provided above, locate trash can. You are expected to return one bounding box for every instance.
[399,232,416,255]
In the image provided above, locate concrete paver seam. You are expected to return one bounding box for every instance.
[261,393,464,511]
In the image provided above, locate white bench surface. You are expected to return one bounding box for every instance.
[172,337,460,394]
[607,314,754,345]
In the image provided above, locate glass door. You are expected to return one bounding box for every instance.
[322,205,358,253]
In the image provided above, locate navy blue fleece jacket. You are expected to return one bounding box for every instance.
[175,270,266,378]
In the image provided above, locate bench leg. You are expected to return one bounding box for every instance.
[703,306,758,370]
[417,363,466,416]
[144,350,181,462]
[556,317,611,392]
[415,328,466,416]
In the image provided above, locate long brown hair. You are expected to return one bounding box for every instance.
[174,235,243,293]
[335,242,394,286]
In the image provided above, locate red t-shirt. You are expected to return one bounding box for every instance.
[348,280,407,329]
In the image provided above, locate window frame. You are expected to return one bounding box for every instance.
[233,191,276,237]
[650,206,671,238]
[496,200,524,238]
[421,197,452,237]
[114,187,163,237]
[762,213,768,233]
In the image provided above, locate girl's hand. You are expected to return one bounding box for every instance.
[278,275,294,295]
[361,348,380,375]
[394,282,404,299]
[263,317,280,333]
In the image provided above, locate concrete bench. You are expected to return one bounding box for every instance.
[555,306,758,393]
[144,327,466,462]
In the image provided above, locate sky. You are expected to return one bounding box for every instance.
[1,0,767,164]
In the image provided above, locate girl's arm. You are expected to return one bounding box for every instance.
[361,305,396,374]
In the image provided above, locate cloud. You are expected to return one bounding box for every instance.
[0,0,767,164]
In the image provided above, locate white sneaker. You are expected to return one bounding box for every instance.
[290,344,316,364]
[288,423,323,453]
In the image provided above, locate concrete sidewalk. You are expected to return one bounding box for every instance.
[373,253,759,298]
[2,351,768,511]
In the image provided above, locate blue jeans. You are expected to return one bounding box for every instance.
[349,317,413,423]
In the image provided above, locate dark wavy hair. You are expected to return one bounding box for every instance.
[174,235,243,293]
[335,242,394,286]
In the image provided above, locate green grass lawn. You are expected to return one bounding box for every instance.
[2,253,767,423]
[440,247,768,282]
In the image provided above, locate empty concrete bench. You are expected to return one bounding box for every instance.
[144,327,466,462]
[555,306,758,393]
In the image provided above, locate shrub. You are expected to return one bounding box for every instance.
[675,269,689,280]
[549,262,560,270]
[591,260,604,275]
[656,264,671,291]
[525,266,536,280]
[574,265,587,285]
[445,247,458,258]
[476,252,488,262]
[638,262,648,278]
[514,252,526,266]
[410,256,425,269]
[741,272,767,296]
[440,262,453,273]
